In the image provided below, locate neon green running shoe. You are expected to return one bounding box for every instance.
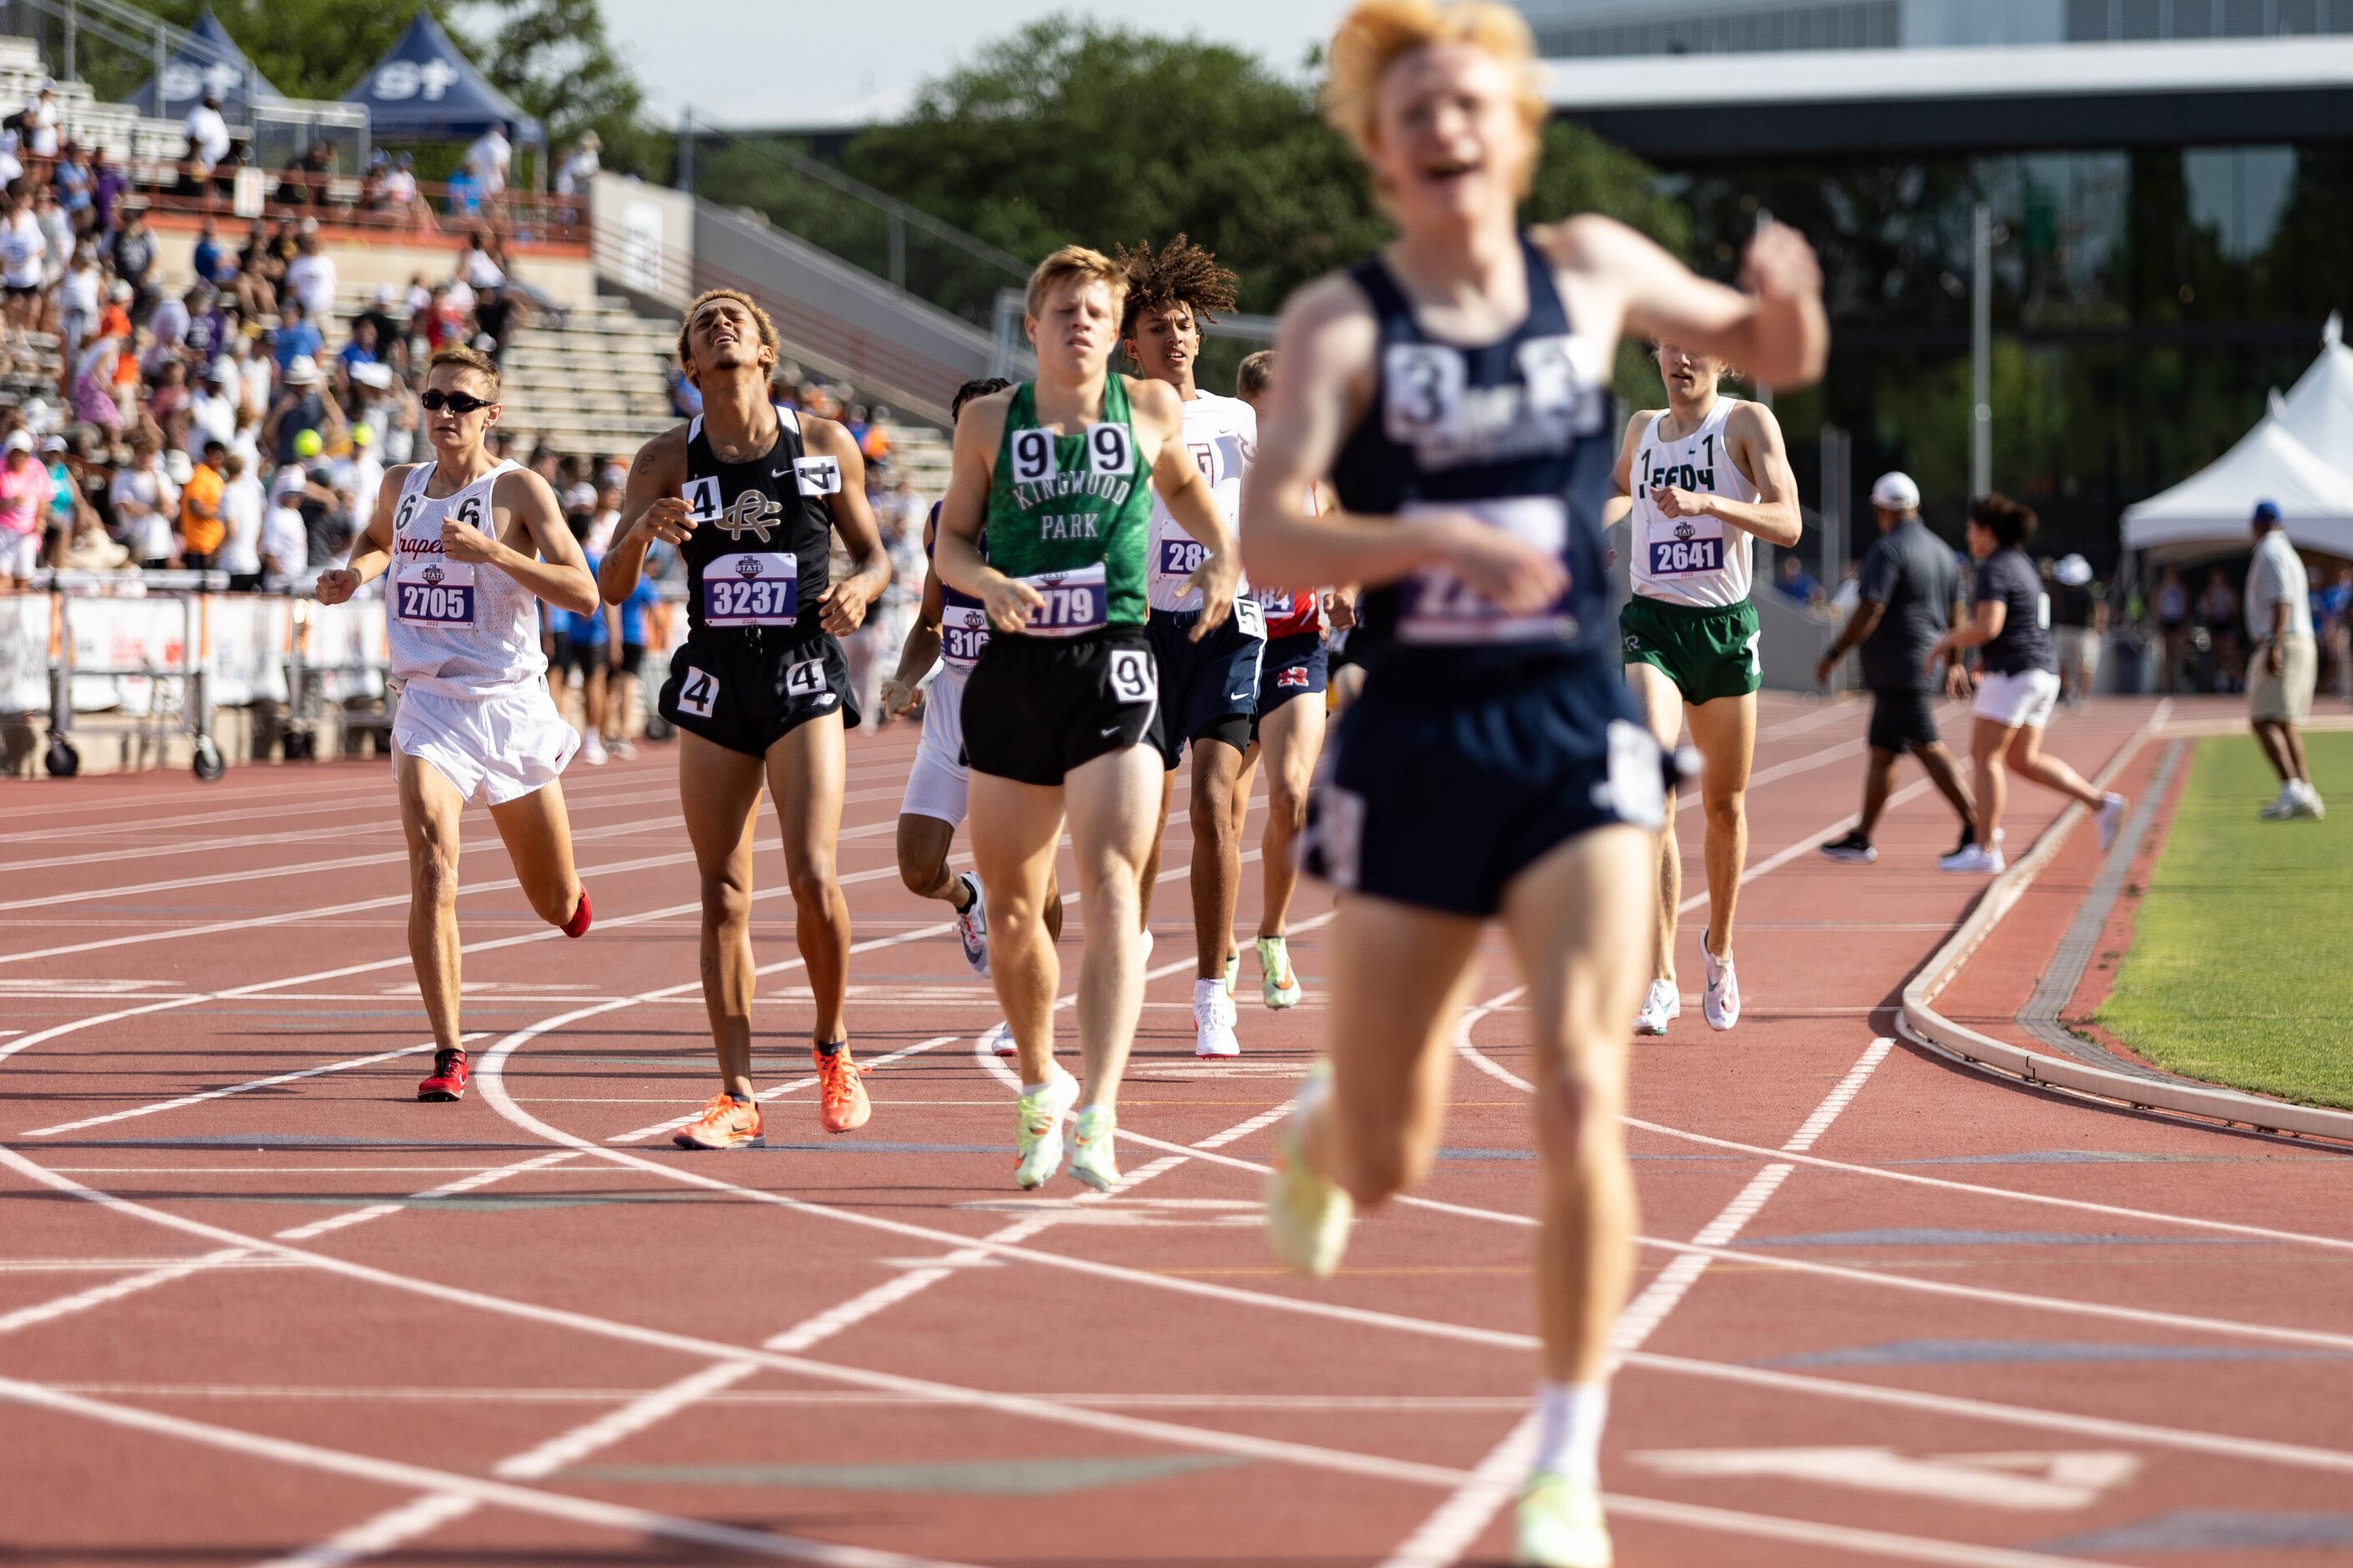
[1263,1063,1350,1277]
[1013,1070,1077,1190]
[1222,950,1239,998]
[1516,1472,1612,1568]
[1068,1105,1121,1193]
[1255,935,1302,1009]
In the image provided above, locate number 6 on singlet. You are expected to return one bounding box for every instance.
[1106,648,1151,705]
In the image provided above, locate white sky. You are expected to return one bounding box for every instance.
[597,0,1345,126]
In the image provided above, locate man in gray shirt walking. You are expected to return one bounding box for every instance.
[1814,472,1979,862]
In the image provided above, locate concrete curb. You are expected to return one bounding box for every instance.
[1897,701,2353,1146]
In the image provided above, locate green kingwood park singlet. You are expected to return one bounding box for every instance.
[982,375,1155,635]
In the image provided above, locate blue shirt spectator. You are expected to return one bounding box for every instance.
[191,226,231,288]
[272,306,322,372]
[616,572,656,648]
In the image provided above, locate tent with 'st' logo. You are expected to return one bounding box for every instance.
[341,10,542,147]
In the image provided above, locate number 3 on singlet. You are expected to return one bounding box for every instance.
[1107,648,1151,705]
[677,667,718,718]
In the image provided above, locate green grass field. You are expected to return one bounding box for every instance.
[2097,731,2353,1109]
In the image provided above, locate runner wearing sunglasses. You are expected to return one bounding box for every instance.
[600,290,893,1151]
[316,344,600,1104]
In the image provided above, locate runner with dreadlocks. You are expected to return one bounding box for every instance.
[1121,235,1266,1059]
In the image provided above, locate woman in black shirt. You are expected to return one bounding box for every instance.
[1928,494,2122,873]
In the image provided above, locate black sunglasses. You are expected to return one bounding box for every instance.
[420,390,496,414]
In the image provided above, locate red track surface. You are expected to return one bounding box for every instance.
[4,691,2351,1567]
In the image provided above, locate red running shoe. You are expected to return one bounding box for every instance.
[562,889,592,938]
[814,1044,871,1134]
[417,1050,469,1101]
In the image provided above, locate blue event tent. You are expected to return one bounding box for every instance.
[128,8,281,120]
[341,11,543,146]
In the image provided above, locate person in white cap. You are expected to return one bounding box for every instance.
[2245,498,2323,819]
[0,429,51,588]
[1608,340,1804,1036]
[2049,553,2104,704]
[1816,471,1979,864]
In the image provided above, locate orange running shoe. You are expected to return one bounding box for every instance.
[670,1092,763,1151]
[813,1044,870,1134]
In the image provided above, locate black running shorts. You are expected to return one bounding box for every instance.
[961,627,1164,787]
[1866,687,1941,755]
[657,629,860,757]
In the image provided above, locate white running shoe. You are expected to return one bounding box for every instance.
[2260,782,2300,820]
[1068,1105,1121,1193]
[982,1019,1017,1058]
[953,873,989,977]
[1013,1068,1078,1190]
[580,731,607,766]
[1938,843,2006,874]
[1701,947,1739,1031]
[1263,1063,1351,1278]
[608,736,636,761]
[1194,979,1240,1058]
[2287,781,2326,820]
[1633,978,1679,1037]
[1516,1473,1613,1568]
[1138,927,1156,966]
[2096,792,2127,852]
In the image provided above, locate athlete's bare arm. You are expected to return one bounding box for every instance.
[314,463,407,603]
[598,427,691,604]
[935,389,1040,635]
[802,416,889,635]
[1546,216,1827,392]
[1239,275,1563,615]
[1129,374,1237,640]
[457,466,597,615]
[1653,401,1802,547]
[879,513,945,717]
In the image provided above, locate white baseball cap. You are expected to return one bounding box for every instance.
[1870,472,1920,512]
[4,430,32,453]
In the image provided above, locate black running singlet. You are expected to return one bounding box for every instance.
[678,405,837,636]
[1329,234,1616,675]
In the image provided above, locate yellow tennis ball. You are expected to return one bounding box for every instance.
[294,428,323,458]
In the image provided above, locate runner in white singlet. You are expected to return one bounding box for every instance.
[878,377,1064,1035]
[316,344,599,1103]
[1607,342,1801,1038]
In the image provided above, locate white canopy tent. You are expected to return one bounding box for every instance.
[2121,318,2353,564]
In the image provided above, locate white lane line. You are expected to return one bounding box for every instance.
[0,1155,579,1338]
[41,1383,1541,1410]
[1677,779,1936,915]
[1379,1034,1900,1568]
[0,1376,971,1568]
[23,1034,490,1138]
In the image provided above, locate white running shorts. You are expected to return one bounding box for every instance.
[901,663,970,828]
[1973,666,2061,731]
[391,677,579,805]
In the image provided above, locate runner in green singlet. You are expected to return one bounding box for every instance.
[935,244,1240,1194]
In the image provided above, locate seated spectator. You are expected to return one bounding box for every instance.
[262,355,345,466]
[384,152,423,225]
[1774,553,1823,605]
[186,89,230,177]
[216,451,264,589]
[51,143,89,216]
[70,323,124,434]
[190,218,235,291]
[337,317,380,383]
[259,466,307,590]
[357,285,407,373]
[57,240,99,362]
[185,358,238,458]
[473,283,514,367]
[109,438,176,570]
[27,82,60,162]
[271,299,323,372]
[109,202,158,316]
[0,429,48,589]
[185,284,230,363]
[286,225,337,318]
[90,147,124,233]
[0,188,47,342]
[665,362,701,419]
[444,162,481,216]
[861,403,893,468]
[148,360,191,447]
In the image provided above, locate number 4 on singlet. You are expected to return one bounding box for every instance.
[677,667,718,718]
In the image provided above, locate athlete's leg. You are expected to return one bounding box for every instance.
[1136,766,1177,933]
[896,812,962,903]
[2007,722,2106,809]
[2282,721,2311,783]
[1683,690,1754,960]
[1502,823,1649,1383]
[1971,717,2016,849]
[678,728,768,1100]
[766,712,851,1044]
[580,663,606,742]
[396,750,469,1055]
[1855,745,1898,838]
[485,780,584,927]
[1187,736,1247,979]
[1230,738,1260,848]
[968,772,1065,1085]
[1915,740,1977,826]
[1257,696,1325,937]
[1625,662,1684,983]
[1060,741,1161,1113]
[1305,893,1485,1206]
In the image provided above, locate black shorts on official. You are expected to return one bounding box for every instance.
[1303,655,1671,918]
[658,629,859,757]
[1146,607,1262,768]
[1867,688,1942,755]
[551,636,607,680]
[614,642,645,678]
[962,627,1163,787]
[1252,633,1328,736]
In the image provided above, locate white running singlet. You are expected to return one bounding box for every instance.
[385,459,547,696]
[1146,390,1254,614]
[1627,397,1759,609]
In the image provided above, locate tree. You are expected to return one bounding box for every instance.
[841,18,1687,318]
